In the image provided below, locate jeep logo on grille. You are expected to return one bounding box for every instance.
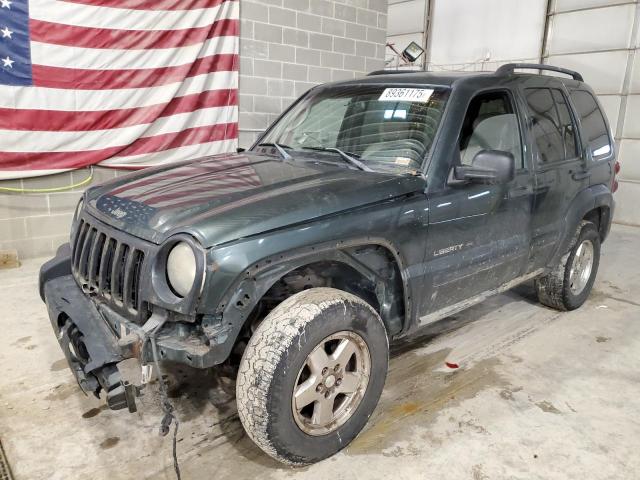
[110,207,127,219]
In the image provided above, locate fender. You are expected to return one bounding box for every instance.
[199,236,412,364]
[549,183,613,268]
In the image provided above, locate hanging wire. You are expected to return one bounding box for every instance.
[0,167,94,193]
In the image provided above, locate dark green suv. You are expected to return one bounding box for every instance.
[40,64,617,465]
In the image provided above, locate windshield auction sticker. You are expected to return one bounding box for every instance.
[378,88,434,102]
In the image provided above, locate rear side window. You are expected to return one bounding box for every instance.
[524,88,578,164]
[570,90,612,159]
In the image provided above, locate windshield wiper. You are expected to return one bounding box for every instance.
[301,146,372,172]
[257,142,292,160]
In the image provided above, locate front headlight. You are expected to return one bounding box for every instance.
[166,242,197,297]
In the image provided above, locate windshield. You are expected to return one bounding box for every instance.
[257,85,450,173]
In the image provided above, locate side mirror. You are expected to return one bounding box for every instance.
[452,150,515,184]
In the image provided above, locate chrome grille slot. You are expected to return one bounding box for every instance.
[71,217,146,316]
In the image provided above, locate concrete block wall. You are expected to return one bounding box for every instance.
[0,168,124,260]
[238,0,388,148]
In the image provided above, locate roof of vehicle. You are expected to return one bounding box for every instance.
[330,70,488,88]
[325,63,585,90]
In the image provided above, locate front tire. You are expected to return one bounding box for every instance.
[535,221,601,311]
[236,287,388,465]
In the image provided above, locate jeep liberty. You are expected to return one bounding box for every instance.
[40,63,618,465]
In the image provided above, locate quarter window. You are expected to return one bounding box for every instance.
[570,90,612,159]
[458,91,523,169]
[524,88,578,164]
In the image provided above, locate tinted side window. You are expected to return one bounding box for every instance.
[524,88,577,164]
[458,91,523,168]
[552,89,578,159]
[570,90,612,159]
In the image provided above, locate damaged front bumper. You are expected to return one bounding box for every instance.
[40,244,145,411]
[40,244,234,413]
[43,270,142,412]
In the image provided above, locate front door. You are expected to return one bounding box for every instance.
[418,90,534,324]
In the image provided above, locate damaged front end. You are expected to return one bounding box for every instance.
[41,246,140,411]
[39,240,229,413]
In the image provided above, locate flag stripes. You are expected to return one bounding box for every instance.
[0,0,239,177]
[0,88,237,131]
[30,18,238,50]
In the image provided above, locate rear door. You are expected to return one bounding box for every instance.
[568,89,616,188]
[519,85,588,270]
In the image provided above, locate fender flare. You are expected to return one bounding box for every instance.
[550,184,613,267]
[207,237,412,362]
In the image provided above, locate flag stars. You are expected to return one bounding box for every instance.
[1,26,12,39]
[2,56,14,68]
[0,0,11,9]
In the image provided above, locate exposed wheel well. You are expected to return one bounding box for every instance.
[232,245,406,358]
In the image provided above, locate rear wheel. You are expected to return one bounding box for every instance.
[535,221,601,311]
[236,287,388,465]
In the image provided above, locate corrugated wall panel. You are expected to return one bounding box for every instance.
[544,0,640,224]
[429,0,546,66]
[388,0,426,36]
[546,5,635,55]
[545,50,629,93]
[554,0,629,11]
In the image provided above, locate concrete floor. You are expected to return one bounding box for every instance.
[1,224,639,480]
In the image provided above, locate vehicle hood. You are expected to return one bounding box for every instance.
[85,152,427,247]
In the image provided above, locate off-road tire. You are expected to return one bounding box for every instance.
[236,287,388,465]
[535,221,601,311]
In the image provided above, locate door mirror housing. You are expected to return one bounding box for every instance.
[452,150,515,184]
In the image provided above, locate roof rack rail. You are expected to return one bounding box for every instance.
[367,69,423,76]
[496,63,583,82]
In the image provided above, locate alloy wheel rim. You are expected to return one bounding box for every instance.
[291,330,371,436]
[569,239,594,295]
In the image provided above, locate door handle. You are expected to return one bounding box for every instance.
[571,171,590,180]
[509,185,531,198]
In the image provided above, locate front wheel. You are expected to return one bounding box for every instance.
[535,220,601,311]
[236,287,388,465]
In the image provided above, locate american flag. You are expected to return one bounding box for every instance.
[0,0,239,179]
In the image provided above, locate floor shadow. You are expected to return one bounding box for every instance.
[391,281,538,357]
[160,362,237,422]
